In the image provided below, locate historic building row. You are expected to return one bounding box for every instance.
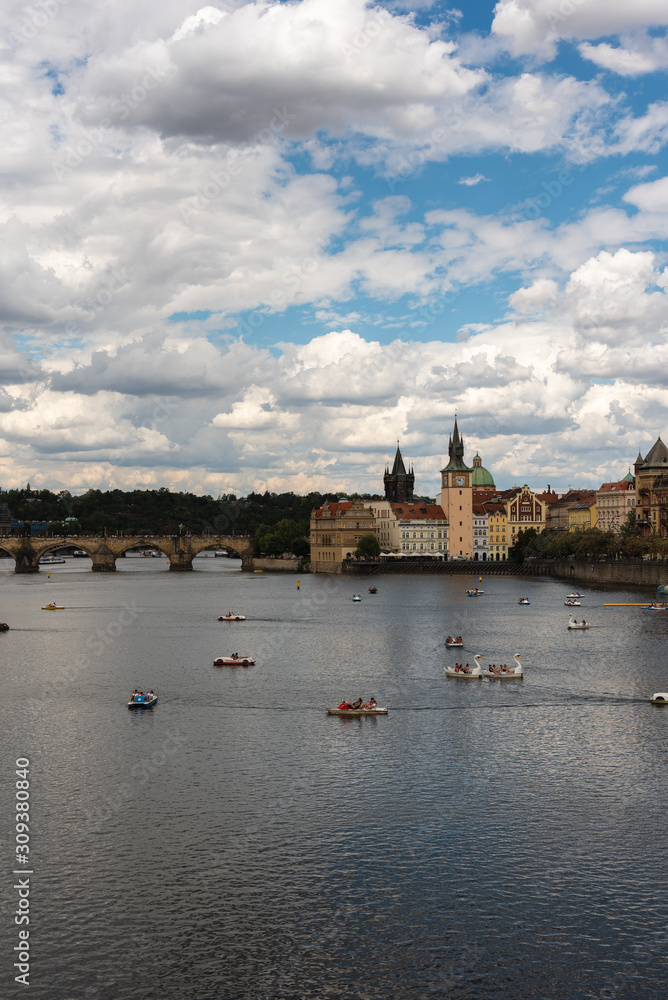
[309,423,668,571]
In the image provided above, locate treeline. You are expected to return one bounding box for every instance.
[0,486,346,551]
[514,516,668,561]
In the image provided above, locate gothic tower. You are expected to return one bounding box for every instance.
[384,443,415,502]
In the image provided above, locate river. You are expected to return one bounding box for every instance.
[1,556,667,999]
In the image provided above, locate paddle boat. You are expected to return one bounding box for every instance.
[0,622,9,631]
[484,654,523,679]
[651,692,668,704]
[445,636,463,648]
[445,654,483,679]
[466,588,484,597]
[128,693,157,710]
[567,614,590,629]
[566,592,583,599]
[368,586,377,594]
[213,654,255,666]
[328,705,388,716]
[642,603,667,611]
[564,599,581,606]
[41,603,65,610]
[352,594,362,602]
[218,613,246,621]
[518,598,530,605]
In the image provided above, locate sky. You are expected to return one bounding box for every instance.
[2,0,668,499]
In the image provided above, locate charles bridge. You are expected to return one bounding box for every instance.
[0,534,255,573]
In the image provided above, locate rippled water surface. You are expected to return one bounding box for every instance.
[2,557,668,999]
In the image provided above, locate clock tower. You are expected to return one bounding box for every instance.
[440,417,474,559]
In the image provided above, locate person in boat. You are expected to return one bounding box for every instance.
[456,636,462,643]
[147,690,154,701]
[463,663,471,673]
[446,636,452,644]
[338,700,353,710]
[581,619,586,626]
[368,697,377,709]
[350,698,363,710]
[131,689,139,702]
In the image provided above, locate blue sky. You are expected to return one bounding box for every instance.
[2,0,668,497]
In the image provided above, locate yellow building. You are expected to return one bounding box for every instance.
[309,498,376,573]
[497,485,557,551]
[568,497,597,531]
[484,500,508,561]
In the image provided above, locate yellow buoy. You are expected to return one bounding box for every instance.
[297,580,300,589]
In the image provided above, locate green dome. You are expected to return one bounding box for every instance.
[471,453,495,487]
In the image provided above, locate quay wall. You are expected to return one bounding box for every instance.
[342,560,531,576]
[252,558,301,572]
[529,559,667,590]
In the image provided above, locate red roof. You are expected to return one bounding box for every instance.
[313,501,355,520]
[598,481,634,493]
[391,502,447,521]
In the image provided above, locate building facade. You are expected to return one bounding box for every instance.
[309,498,376,572]
[596,475,636,532]
[635,437,668,537]
[568,497,597,531]
[472,503,489,561]
[394,503,449,556]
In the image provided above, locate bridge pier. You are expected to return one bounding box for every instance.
[90,549,117,572]
[14,546,41,574]
[169,538,193,571]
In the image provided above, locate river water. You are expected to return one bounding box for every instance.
[1,556,668,999]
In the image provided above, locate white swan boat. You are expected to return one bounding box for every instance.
[567,614,590,629]
[445,655,483,679]
[651,692,668,704]
[484,653,523,679]
[213,654,255,666]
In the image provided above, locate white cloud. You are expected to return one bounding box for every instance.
[458,173,490,185]
[492,0,668,60]
[580,33,668,76]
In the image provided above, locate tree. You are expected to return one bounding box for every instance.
[355,534,380,558]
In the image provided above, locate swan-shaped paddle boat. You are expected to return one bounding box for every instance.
[567,614,590,629]
[518,598,530,605]
[564,599,581,606]
[214,654,255,666]
[651,692,668,704]
[484,654,523,679]
[445,654,483,679]
[218,613,246,621]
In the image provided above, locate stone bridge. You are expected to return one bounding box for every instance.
[0,535,254,573]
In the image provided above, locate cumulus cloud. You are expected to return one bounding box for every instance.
[491,0,668,60]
